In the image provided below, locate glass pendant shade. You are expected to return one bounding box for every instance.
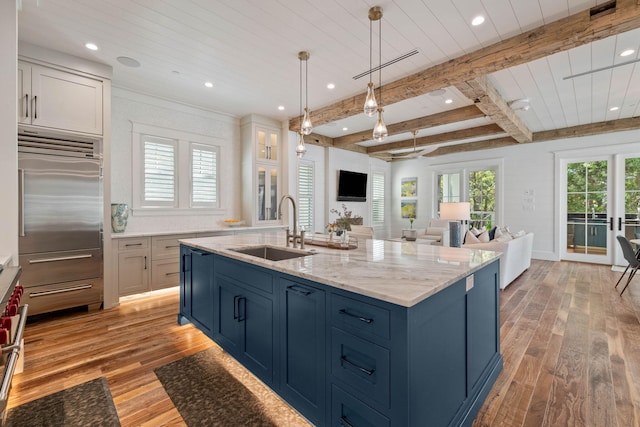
[295,132,307,158]
[364,82,378,117]
[302,107,312,135]
[373,108,388,142]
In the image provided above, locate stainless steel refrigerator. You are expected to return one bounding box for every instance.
[18,128,103,315]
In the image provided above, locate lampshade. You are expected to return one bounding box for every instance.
[439,202,471,221]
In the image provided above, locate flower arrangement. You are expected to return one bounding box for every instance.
[409,217,414,229]
[330,204,363,231]
[326,223,337,233]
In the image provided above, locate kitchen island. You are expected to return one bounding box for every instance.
[179,233,503,426]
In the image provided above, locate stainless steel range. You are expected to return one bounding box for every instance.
[18,127,103,315]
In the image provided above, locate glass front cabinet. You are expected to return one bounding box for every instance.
[241,115,282,226]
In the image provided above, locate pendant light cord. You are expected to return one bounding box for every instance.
[305,55,309,112]
[369,19,373,85]
[378,17,382,106]
[299,56,303,131]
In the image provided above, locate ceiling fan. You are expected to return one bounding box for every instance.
[376,130,436,161]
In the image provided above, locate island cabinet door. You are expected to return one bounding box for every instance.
[214,275,275,386]
[187,249,214,336]
[279,278,326,426]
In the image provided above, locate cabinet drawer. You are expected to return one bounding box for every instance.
[331,294,390,340]
[22,278,103,315]
[217,257,273,294]
[117,237,149,251]
[151,259,181,289]
[331,327,390,408]
[331,385,389,427]
[152,234,194,260]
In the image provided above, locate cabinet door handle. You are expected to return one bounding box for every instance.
[338,309,373,324]
[287,285,312,296]
[340,356,374,376]
[233,296,246,321]
[144,256,147,270]
[24,94,29,118]
[165,245,180,249]
[610,217,614,231]
[18,169,25,237]
[33,95,37,119]
[619,217,623,231]
[339,416,355,427]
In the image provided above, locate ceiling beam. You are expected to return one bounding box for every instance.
[533,116,640,141]
[366,124,505,154]
[332,105,485,146]
[454,76,533,143]
[302,133,368,154]
[423,137,519,157]
[290,0,640,131]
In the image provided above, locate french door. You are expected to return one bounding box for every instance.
[561,154,640,265]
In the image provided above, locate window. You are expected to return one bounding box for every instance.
[297,161,314,232]
[132,123,222,213]
[372,173,385,223]
[191,143,218,207]
[143,136,177,207]
[435,163,500,227]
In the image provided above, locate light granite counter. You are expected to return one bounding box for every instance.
[111,225,286,239]
[180,232,500,307]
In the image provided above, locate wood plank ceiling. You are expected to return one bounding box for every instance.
[16,0,640,158]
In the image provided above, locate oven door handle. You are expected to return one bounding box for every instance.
[0,304,29,415]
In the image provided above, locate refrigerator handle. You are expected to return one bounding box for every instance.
[18,169,25,237]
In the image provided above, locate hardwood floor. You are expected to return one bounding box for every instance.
[8,260,640,426]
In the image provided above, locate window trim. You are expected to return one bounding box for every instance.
[132,122,223,215]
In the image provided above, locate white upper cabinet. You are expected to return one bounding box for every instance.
[18,61,103,135]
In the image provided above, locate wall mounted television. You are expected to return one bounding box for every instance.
[337,169,367,202]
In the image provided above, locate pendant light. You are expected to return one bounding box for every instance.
[369,7,387,142]
[299,51,313,136]
[296,51,310,158]
[363,8,380,117]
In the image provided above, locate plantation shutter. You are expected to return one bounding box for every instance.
[297,161,314,232]
[372,173,385,223]
[191,144,218,207]
[143,136,176,206]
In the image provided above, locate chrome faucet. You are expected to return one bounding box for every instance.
[278,194,305,249]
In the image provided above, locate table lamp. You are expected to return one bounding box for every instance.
[440,202,471,247]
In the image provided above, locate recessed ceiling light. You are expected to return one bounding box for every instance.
[327,83,335,89]
[117,56,141,68]
[85,43,98,51]
[342,127,348,131]
[278,106,285,111]
[204,81,213,88]
[471,16,485,26]
[445,99,453,104]
[609,106,619,111]
[620,49,635,57]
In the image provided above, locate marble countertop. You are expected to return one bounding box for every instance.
[111,225,286,239]
[180,233,501,308]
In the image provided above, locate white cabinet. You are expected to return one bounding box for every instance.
[18,61,103,135]
[151,234,195,290]
[116,237,150,296]
[241,115,282,226]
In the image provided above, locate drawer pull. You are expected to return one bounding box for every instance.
[340,416,355,427]
[29,284,92,298]
[340,356,374,376]
[165,271,180,276]
[125,243,143,247]
[287,285,312,296]
[338,309,373,324]
[165,245,180,249]
[29,254,92,264]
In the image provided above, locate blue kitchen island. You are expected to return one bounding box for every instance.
[179,233,503,426]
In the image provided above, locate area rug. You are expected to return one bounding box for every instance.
[5,377,120,427]
[155,347,306,427]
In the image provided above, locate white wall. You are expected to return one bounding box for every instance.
[111,88,241,232]
[391,130,640,261]
[0,1,18,265]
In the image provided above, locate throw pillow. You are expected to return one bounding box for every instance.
[465,230,480,244]
[494,227,503,239]
[488,226,497,240]
[495,233,513,242]
[477,231,490,243]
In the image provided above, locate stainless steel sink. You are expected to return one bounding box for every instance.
[230,245,314,261]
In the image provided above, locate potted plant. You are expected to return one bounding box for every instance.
[405,217,417,241]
